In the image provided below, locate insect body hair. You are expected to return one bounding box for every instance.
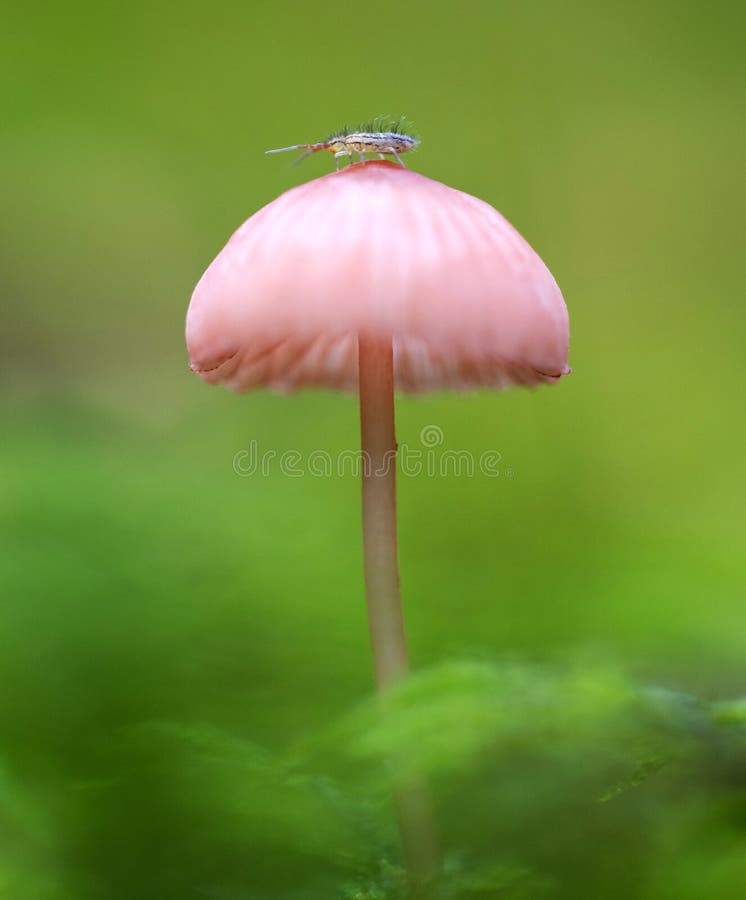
[328,115,418,143]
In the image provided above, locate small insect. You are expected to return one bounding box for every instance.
[266,118,419,170]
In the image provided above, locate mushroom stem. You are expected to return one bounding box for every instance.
[358,335,407,690]
[358,335,441,886]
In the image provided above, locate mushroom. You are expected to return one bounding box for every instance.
[186,160,570,883]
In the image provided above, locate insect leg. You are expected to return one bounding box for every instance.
[291,148,315,167]
[386,147,406,167]
[334,149,350,171]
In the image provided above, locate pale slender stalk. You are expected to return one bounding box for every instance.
[358,335,441,887]
[358,335,408,690]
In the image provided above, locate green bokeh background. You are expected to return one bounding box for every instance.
[1,2,744,898]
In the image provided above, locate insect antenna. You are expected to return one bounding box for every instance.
[265,142,327,166]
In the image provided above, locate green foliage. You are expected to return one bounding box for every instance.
[341,857,548,900]
[1,409,744,898]
[712,699,746,725]
[5,657,741,898]
[0,765,61,899]
[309,661,641,783]
[120,722,373,864]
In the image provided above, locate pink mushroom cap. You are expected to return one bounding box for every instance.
[186,161,570,392]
